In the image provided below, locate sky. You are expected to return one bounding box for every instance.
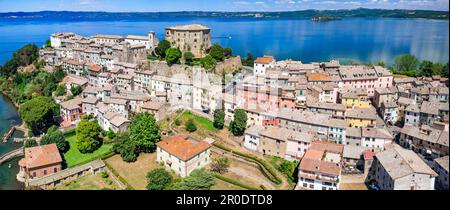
[0,0,448,12]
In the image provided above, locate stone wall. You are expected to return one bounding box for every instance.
[215,56,242,74]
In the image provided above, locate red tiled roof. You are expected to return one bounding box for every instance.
[363,150,376,160]
[309,141,344,154]
[299,158,340,176]
[22,144,62,169]
[156,135,211,161]
[86,63,102,72]
[255,55,274,64]
[306,72,331,82]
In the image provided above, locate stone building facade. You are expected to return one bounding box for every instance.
[165,24,211,58]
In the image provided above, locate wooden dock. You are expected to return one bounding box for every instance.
[2,126,15,143]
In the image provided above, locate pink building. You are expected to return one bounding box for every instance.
[237,86,283,112]
[339,65,392,97]
[60,97,83,127]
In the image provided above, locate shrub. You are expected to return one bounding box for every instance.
[146,168,173,190]
[185,118,197,132]
[174,118,181,126]
[100,171,109,179]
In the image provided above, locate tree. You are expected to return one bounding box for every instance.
[19,96,58,135]
[209,43,225,61]
[211,157,230,174]
[229,109,247,136]
[185,118,197,132]
[146,168,173,190]
[377,61,385,67]
[1,44,39,77]
[174,118,181,126]
[70,85,82,96]
[441,63,449,78]
[394,54,419,72]
[278,160,299,181]
[155,40,171,58]
[172,169,215,190]
[200,55,216,70]
[51,67,66,82]
[24,139,38,148]
[242,53,254,67]
[40,126,69,153]
[129,112,161,153]
[184,51,194,65]
[419,60,434,77]
[105,129,116,140]
[55,84,66,96]
[45,39,51,48]
[165,48,182,65]
[224,47,232,58]
[112,132,137,162]
[76,118,102,153]
[213,109,225,129]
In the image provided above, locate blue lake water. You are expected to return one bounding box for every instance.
[0,93,24,190]
[0,17,448,65]
[0,16,448,190]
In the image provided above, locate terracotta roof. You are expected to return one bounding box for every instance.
[363,150,376,160]
[309,141,344,154]
[306,72,331,82]
[156,135,211,161]
[60,97,83,110]
[303,149,324,160]
[255,55,275,64]
[86,63,102,72]
[299,157,340,176]
[22,144,62,169]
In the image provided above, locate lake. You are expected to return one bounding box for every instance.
[0,17,448,65]
[0,93,24,190]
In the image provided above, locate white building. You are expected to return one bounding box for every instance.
[156,135,212,177]
[253,55,275,76]
[297,142,343,190]
[381,101,398,125]
[51,32,77,48]
[368,144,437,190]
[433,156,449,190]
[360,127,394,150]
[243,125,265,151]
[405,104,420,126]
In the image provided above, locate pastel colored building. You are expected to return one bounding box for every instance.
[297,141,344,190]
[17,144,63,181]
[156,135,212,177]
[254,55,275,76]
[346,107,378,128]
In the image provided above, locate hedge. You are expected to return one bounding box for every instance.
[104,161,134,190]
[213,174,259,190]
[213,142,282,185]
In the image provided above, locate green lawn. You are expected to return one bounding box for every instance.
[63,134,113,168]
[179,111,218,132]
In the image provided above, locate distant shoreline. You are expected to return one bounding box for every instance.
[0,8,448,20]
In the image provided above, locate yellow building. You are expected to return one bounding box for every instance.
[341,89,371,108]
[346,107,377,128]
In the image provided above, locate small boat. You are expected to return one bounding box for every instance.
[8,164,12,168]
